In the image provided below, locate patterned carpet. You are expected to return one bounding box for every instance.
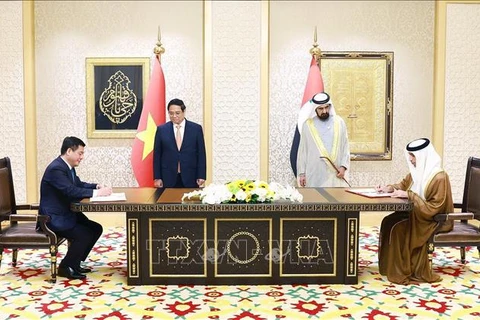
[1,226,480,320]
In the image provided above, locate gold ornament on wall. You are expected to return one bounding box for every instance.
[86,57,150,138]
[99,70,137,124]
[319,51,394,160]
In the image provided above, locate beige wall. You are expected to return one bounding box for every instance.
[211,1,263,182]
[34,1,204,192]
[1,0,479,211]
[0,1,26,202]
[442,2,480,201]
[269,1,435,188]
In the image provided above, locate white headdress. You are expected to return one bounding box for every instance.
[405,138,442,199]
[297,92,337,133]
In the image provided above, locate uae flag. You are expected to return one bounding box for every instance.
[131,55,166,187]
[289,56,324,177]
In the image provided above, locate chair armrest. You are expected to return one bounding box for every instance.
[16,203,39,210]
[434,212,474,222]
[9,214,48,222]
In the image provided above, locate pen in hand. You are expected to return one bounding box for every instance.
[375,184,395,194]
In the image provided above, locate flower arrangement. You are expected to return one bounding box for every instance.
[182,180,303,205]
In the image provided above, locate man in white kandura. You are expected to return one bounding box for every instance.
[296,92,350,187]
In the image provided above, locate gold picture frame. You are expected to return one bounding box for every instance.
[86,57,150,138]
[319,51,394,160]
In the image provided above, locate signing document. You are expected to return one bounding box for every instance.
[346,188,393,198]
[90,192,126,202]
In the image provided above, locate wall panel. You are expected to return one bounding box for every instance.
[35,1,203,187]
[270,1,435,187]
[0,1,26,202]
[443,3,480,201]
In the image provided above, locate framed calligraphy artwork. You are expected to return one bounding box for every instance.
[86,57,150,138]
[319,51,394,160]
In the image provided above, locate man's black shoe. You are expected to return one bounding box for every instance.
[58,266,86,280]
[75,266,92,273]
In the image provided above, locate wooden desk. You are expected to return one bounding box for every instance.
[73,187,411,285]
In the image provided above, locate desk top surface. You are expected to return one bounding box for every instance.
[72,187,412,212]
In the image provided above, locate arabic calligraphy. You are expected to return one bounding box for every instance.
[99,71,137,124]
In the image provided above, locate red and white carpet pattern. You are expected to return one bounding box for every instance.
[1,227,479,319]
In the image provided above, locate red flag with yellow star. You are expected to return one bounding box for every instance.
[131,55,165,187]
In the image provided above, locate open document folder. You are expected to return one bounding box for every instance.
[345,188,393,198]
[90,192,126,202]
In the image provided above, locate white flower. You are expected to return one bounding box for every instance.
[253,187,268,202]
[182,180,303,204]
[235,189,247,201]
[201,184,231,204]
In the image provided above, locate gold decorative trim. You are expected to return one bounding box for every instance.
[432,1,480,156]
[320,51,394,160]
[296,235,321,259]
[22,0,38,202]
[433,1,447,157]
[166,235,191,260]
[215,218,272,277]
[148,218,207,278]
[73,202,412,213]
[260,0,270,181]
[280,217,337,277]
[226,231,260,264]
[85,57,150,139]
[346,218,358,277]
[127,218,139,278]
[203,0,213,184]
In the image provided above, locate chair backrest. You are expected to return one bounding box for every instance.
[0,157,17,220]
[461,156,480,214]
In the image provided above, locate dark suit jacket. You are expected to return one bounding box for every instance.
[153,119,206,188]
[39,156,97,231]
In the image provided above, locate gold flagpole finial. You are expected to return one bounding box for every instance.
[309,26,321,62]
[154,26,165,56]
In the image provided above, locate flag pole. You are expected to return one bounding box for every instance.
[289,27,325,177]
[130,27,167,187]
[155,26,165,60]
[310,26,322,65]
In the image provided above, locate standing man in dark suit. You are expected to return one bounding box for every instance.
[153,98,206,188]
[39,136,112,280]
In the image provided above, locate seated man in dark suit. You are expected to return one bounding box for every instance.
[39,136,112,279]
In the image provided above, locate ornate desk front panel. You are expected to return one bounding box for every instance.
[127,210,352,285]
[74,187,411,285]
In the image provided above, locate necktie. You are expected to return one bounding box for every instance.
[176,125,182,172]
[175,125,182,150]
[71,169,75,183]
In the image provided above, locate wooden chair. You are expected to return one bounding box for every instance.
[0,157,66,283]
[428,156,480,268]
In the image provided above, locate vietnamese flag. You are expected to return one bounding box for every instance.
[289,56,324,177]
[131,55,166,187]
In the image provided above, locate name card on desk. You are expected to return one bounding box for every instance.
[90,192,126,202]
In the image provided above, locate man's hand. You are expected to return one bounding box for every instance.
[97,186,112,196]
[391,189,408,198]
[375,184,394,193]
[298,174,306,187]
[336,166,346,179]
[197,179,205,187]
[154,179,163,188]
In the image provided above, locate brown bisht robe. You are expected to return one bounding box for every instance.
[378,171,454,284]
